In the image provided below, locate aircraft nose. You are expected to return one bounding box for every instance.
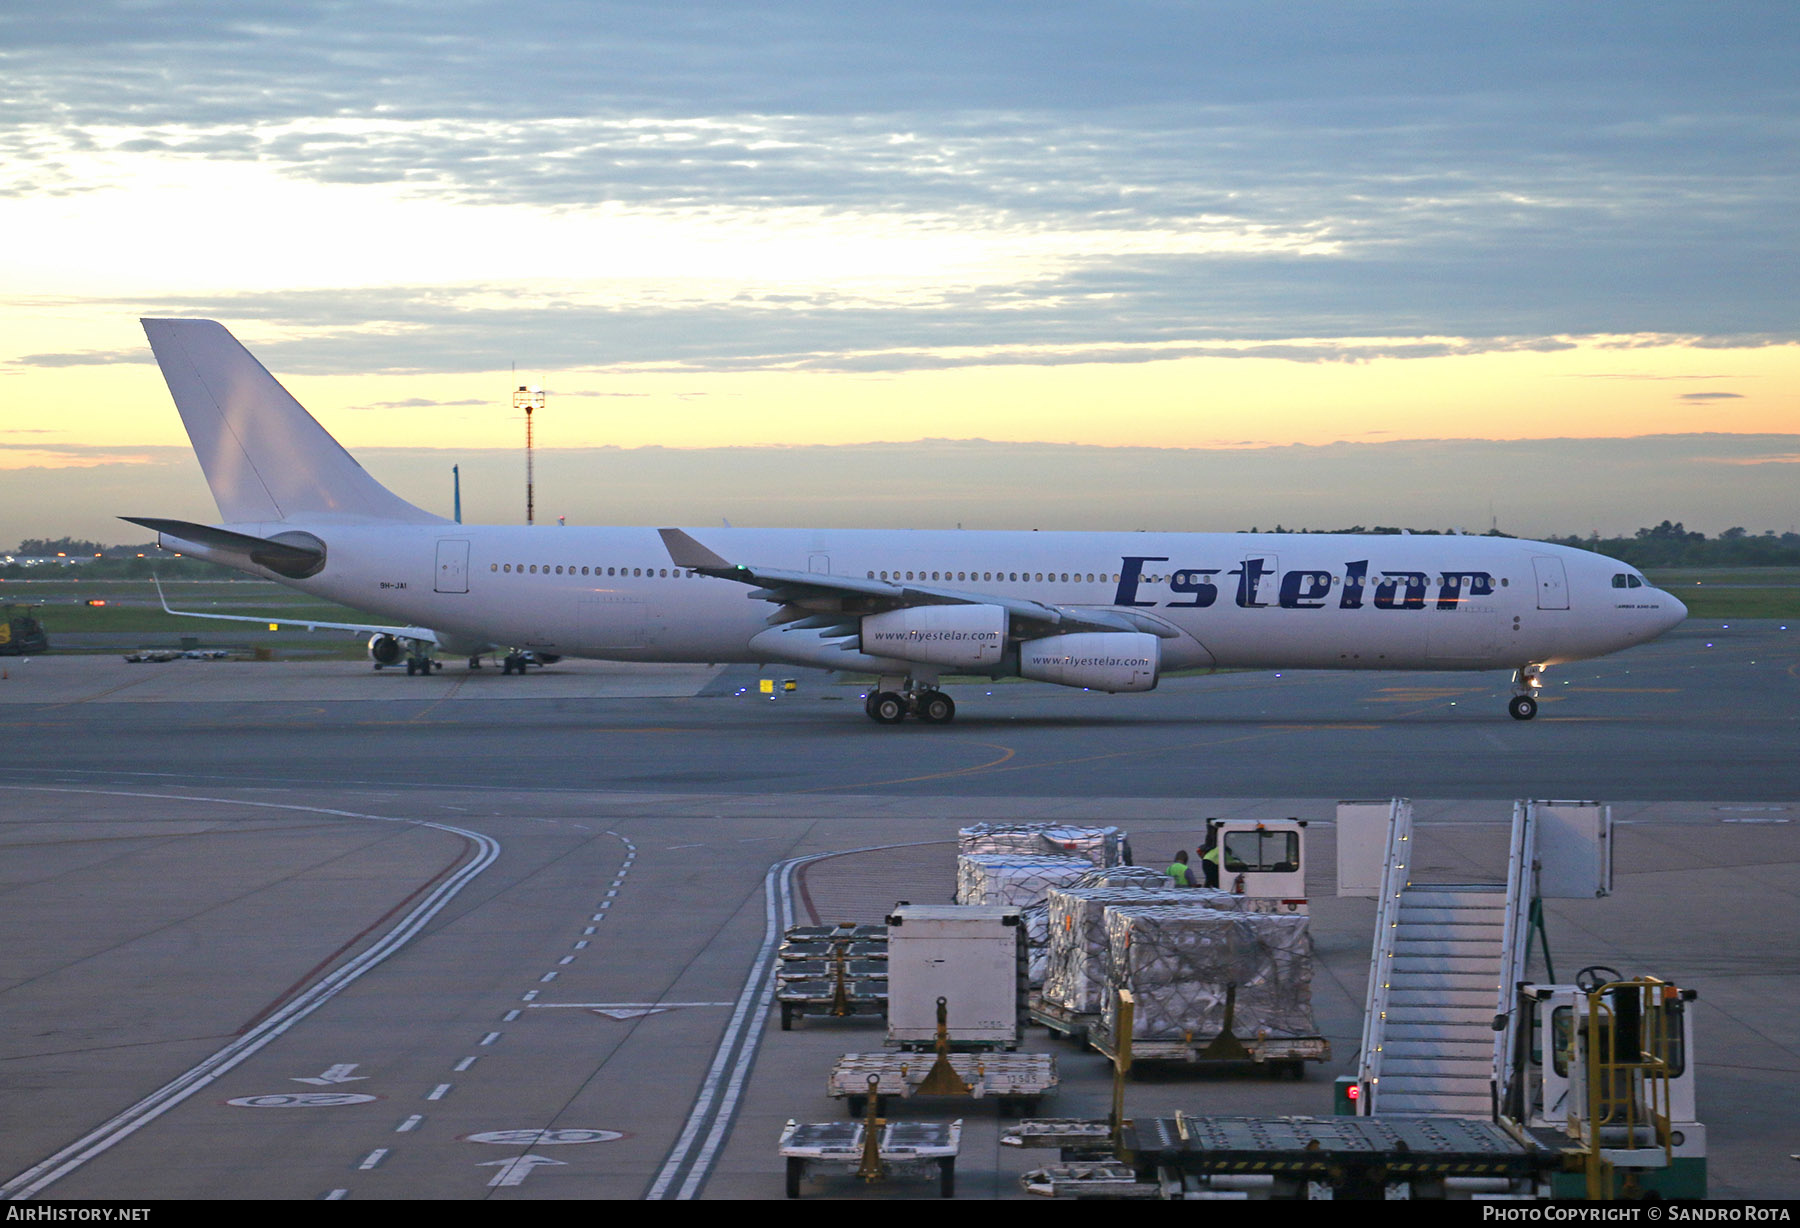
[1659,590,1688,631]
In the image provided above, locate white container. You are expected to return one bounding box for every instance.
[884,905,1025,1047]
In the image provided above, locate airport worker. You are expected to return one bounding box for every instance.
[1199,830,1221,889]
[1166,850,1193,887]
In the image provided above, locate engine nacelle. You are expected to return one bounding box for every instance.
[861,604,1006,669]
[368,633,406,666]
[1019,632,1160,692]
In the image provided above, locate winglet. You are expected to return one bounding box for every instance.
[658,528,734,572]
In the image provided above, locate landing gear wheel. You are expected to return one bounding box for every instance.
[868,691,907,724]
[915,691,956,724]
[404,660,417,676]
[1508,694,1538,721]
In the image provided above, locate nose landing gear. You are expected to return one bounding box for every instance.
[1509,665,1544,720]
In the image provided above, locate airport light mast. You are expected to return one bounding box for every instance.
[514,383,544,525]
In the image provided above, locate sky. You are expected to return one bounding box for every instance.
[3,1,1796,542]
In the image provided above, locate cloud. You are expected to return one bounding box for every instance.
[10,349,151,368]
[1679,392,1744,401]
[0,3,1795,367]
[0,443,161,470]
[353,397,490,410]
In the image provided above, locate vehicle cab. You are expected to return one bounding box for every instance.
[1202,818,1307,913]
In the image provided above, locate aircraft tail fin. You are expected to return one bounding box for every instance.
[141,319,445,525]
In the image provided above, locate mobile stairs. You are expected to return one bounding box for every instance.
[1352,799,1542,1120]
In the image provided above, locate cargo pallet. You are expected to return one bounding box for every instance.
[1086,1015,1328,1078]
[827,1051,1057,1116]
[1029,993,1097,1044]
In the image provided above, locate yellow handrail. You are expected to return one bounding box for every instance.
[1578,978,1676,1200]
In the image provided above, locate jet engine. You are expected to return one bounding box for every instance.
[367,633,406,667]
[1019,632,1160,692]
[861,604,1006,668]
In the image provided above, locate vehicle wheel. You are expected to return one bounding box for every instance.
[869,692,907,724]
[939,1157,955,1199]
[1508,694,1538,721]
[786,1156,803,1199]
[780,1004,793,1031]
[846,1095,866,1117]
[916,691,955,723]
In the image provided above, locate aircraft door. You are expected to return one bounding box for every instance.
[1240,553,1278,608]
[435,539,470,594]
[809,552,830,575]
[1532,556,1570,610]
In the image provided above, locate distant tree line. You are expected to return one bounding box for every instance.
[1252,522,1800,567]
[1542,522,1800,569]
[3,540,239,580]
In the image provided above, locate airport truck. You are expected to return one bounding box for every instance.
[0,605,48,655]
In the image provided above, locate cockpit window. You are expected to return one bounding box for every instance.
[1612,573,1645,589]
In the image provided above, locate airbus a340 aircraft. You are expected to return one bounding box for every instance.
[130,319,1687,724]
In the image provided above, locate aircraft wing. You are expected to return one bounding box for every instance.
[658,528,1177,639]
[151,577,441,643]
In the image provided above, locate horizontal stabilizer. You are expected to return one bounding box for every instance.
[121,516,327,579]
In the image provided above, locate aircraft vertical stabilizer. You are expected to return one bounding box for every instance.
[141,318,445,525]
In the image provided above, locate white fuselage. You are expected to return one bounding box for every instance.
[193,521,1686,676]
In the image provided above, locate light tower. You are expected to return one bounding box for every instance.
[514,383,544,525]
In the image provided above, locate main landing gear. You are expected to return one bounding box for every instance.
[1509,665,1544,720]
[863,676,957,725]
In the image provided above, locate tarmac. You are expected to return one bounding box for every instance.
[0,619,1794,1200]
